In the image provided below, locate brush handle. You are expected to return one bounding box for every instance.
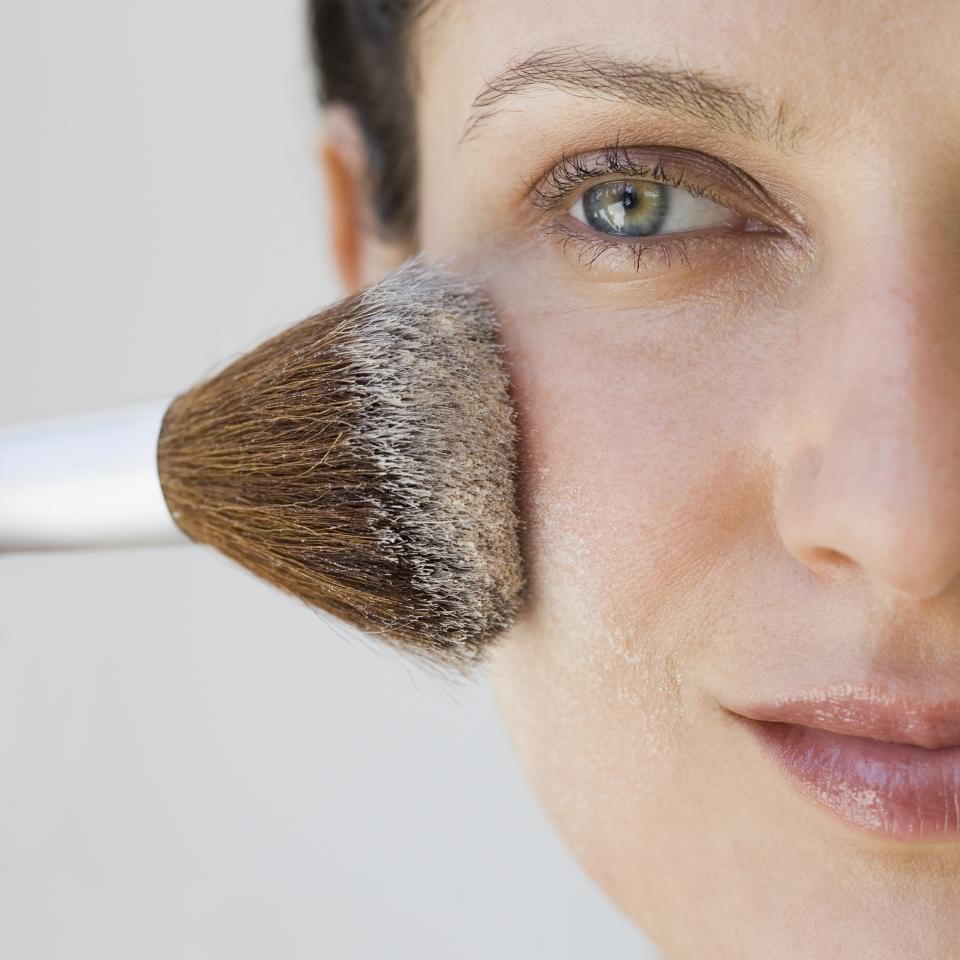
[0,400,189,551]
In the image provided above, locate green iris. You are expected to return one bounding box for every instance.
[581,179,668,236]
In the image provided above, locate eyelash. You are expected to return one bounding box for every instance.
[527,144,781,274]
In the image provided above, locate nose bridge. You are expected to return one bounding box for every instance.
[836,245,960,425]
[776,222,960,600]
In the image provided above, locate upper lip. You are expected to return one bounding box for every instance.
[728,684,960,749]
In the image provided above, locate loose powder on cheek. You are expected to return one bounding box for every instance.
[494,463,689,854]
[529,463,686,717]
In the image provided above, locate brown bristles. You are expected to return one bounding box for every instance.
[156,258,525,675]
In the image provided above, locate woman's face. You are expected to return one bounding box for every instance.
[407,2,960,956]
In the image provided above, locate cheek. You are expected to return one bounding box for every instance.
[497,280,752,627]
[487,315,696,822]
[483,281,762,899]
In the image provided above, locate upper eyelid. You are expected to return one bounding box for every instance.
[532,151,743,214]
[525,144,800,236]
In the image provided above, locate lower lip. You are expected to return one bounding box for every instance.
[742,718,960,842]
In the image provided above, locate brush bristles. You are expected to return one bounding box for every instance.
[157,258,525,673]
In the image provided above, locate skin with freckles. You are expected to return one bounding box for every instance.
[320,1,960,956]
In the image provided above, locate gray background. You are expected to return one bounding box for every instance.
[0,1,658,956]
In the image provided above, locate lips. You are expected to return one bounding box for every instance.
[727,686,960,842]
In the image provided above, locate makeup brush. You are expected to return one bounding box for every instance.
[0,258,526,672]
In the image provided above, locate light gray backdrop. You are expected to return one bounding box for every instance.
[0,1,658,956]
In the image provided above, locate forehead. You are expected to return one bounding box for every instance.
[415,0,957,152]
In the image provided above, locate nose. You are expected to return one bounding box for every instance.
[775,236,960,601]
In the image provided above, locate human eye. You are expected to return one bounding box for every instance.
[570,179,737,238]
[527,143,798,277]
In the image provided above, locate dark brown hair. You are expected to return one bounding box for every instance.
[308,0,428,242]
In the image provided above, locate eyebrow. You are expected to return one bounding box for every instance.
[460,45,801,152]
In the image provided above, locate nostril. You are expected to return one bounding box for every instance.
[802,545,857,584]
[818,547,852,565]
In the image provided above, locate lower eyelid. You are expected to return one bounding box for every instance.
[541,218,788,279]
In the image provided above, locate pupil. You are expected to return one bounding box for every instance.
[582,180,667,236]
